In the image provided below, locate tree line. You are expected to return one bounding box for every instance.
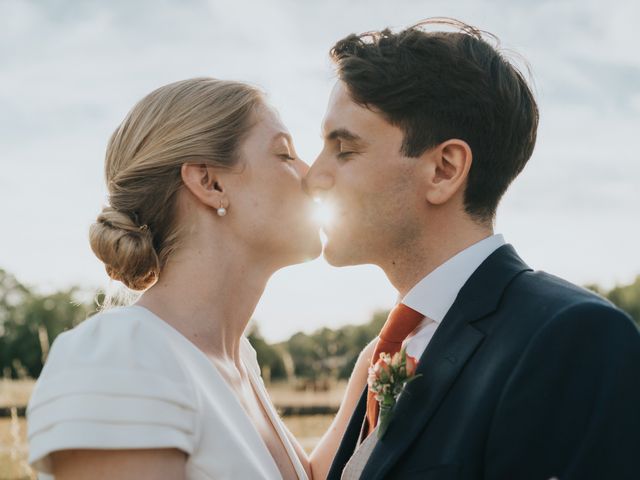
[1,267,639,383]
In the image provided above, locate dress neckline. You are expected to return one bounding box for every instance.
[124,304,307,479]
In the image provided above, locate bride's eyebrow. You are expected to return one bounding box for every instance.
[271,132,293,146]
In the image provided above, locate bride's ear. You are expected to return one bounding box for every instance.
[181,163,228,210]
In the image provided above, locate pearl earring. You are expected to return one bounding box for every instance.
[217,201,227,217]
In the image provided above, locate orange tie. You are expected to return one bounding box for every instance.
[364,303,424,438]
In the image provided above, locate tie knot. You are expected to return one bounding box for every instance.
[379,303,424,344]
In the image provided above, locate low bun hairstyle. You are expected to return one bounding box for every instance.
[89,78,263,291]
[90,207,160,291]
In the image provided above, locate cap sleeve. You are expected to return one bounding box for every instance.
[26,306,198,474]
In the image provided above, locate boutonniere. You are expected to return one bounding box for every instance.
[367,347,421,438]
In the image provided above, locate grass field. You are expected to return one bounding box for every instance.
[0,380,37,479]
[0,418,35,480]
[0,380,33,413]
[0,379,343,479]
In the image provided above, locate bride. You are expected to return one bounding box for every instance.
[26,78,372,479]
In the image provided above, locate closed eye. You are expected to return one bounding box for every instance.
[279,154,296,162]
[337,151,355,160]
[336,139,358,161]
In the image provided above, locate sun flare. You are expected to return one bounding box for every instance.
[312,199,335,228]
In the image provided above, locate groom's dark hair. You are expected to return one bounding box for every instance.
[330,18,539,222]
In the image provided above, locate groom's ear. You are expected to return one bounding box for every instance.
[422,139,472,206]
[181,163,228,210]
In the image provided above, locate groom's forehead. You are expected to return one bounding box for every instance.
[321,82,383,139]
[322,83,353,130]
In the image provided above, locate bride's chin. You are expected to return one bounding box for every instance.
[287,233,323,265]
[301,233,323,261]
[263,229,322,269]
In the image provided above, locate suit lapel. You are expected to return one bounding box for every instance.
[360,244,532,480]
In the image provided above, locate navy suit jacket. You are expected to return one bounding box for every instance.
[327,244,640,480]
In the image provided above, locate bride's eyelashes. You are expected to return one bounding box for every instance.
[278,153,296,162]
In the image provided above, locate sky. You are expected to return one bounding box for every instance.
[1,0,639,342]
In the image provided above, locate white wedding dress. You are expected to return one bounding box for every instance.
[26,304,309,480]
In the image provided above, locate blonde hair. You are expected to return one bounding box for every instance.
[89,78,263,294]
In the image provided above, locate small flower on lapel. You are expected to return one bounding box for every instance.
[367,347,421,438]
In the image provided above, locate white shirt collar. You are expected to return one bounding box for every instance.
[401,234,506,323]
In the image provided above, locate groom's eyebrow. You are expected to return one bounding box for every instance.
[326,128,363,143]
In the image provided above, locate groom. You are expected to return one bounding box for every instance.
[304,19,640,479]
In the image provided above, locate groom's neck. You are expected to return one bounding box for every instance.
[381,216,494,298]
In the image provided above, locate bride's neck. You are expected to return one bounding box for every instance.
[136,243,274,366]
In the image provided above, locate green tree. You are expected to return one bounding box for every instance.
[282,309,390,381]
[588,276,640,326]
[0,269,97,378]
[287,331,319,379]
[0,268,32,378]
[246,323,287,381]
